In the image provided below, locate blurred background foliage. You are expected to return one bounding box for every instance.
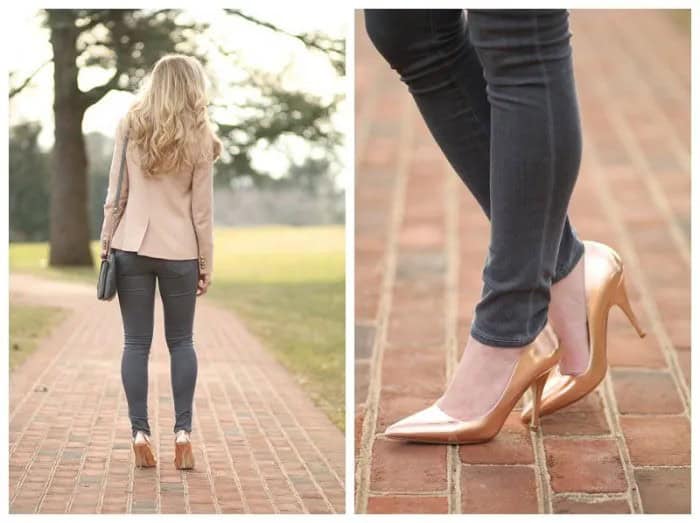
[9,8,345,253]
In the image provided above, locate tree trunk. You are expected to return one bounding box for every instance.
[48,10,93,266]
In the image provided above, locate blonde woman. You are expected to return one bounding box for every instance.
[99,54,221,470]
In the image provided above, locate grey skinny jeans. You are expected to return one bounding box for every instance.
[115,249,199,436]
[365,9,586,347]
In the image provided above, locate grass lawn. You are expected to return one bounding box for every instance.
[10,304,66,371]
[10,225,345,430]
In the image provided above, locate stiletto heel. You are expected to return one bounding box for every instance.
[611,274,646,338]
[529,371,550,431]
[521,241,648,424]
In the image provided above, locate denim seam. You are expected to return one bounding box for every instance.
[433,11,491,153]
[525,13,557,337]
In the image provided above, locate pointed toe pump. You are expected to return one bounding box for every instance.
[133,431,157,468]
[521,241,646,424]
[384,327,561,444]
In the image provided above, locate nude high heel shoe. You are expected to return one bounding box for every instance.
[384,326,561,444]
[133,431,157,468]
[174,430,195,470]
[520,241,646,424]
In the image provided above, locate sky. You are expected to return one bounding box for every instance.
[8,8,348,187]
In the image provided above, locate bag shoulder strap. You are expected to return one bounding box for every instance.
[112,133,129,211]
[106,133,129,251]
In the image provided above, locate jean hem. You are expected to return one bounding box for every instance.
[470,319,547,348]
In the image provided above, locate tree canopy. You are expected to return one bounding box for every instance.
[9,9,345,263]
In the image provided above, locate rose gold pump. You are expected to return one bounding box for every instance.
[133,431,157,468]
[174,430,194,470]
[520,241,646,424]
[383,327,561,444]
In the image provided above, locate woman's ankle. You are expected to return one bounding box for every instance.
[549,257,588,375]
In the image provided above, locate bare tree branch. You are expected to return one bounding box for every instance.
[9,59,52,99]
[78,69,122,109]
[225,9,344,74]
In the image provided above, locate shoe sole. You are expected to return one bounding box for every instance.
[133,442,157,468]
[174,442,195,470]
[384,432,494,445]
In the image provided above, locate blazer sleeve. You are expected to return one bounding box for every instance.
[191,156,214,276]
[99,120,130,251]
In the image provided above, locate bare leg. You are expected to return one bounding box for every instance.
[549,255,588,375]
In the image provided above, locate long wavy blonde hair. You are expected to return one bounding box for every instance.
[126,54,222,175]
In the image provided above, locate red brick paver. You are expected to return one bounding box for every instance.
[355,10,690,514]
[9,274,344,514]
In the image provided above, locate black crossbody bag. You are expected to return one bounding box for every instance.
[97,135,129,301]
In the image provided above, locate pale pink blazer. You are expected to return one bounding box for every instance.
[99,118,216,276]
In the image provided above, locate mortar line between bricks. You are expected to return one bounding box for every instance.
[605,122,690,256]
[460,463,537,469]
[596,78,690,268]
[10,433,47,508]
[198,370,250,513]
[61,364,111,514]
[9,311,89,440]
[126,415,135,513]
[245,346,344,485]
[444,163,461,514]
[117,388,134,514]
[236,364,333,514]
[227,344,318,514]
[10,352,86,508]
[154,358,164,514]
[95,378,123,513]
[580,72,691,415]
[577,112,648,513]
[552,492,633,501]
[578,21,691,413]
[180,471,192,514]
[603,366,684,375]
[572,375,642,514]
[249,363,344,491]
[604,15,691,175]
[355,96,413,513]
[633,464,691,470]
[10,299,94,512]
[610,13,690,115]
[210,342,297,515]
[198,346,263,515]
[589,12,690,156]
[585,144,647,515]
[580,19,690,380]
[543,434,620,441]
[355,59,380,163]
[530,419,552,513]
[368,490,449,497]
[354,40,384,508]
[190,387,223,514]
[181,469,191,515]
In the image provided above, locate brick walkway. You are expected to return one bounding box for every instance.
[355,10,689,514]
[9,274,344,514]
